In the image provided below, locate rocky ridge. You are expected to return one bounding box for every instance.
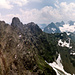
[0,17,56,75]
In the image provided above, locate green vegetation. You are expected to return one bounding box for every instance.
[35,55,56,75]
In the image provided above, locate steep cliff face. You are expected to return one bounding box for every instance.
[0,18,56,75]
[11,17,23,27]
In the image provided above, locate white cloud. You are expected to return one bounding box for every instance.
[1,1,75,25]
[0,0,29,9]
[0,13,20,24]
[8,0,42,7]
[59,2,75,21]
[8,0,28,7]
[56,0,59,4]
[18,2,75,24]
[19,6,62,24]
[29,0,42,2]
[0,0,13,9]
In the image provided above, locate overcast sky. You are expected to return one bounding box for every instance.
[0,0,75,24]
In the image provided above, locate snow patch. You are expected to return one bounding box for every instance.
[70,50,75,55]
[70,52,75,55]
[17,44,20,47]
[51,28,56,31]
[46,54,71,75]
[66,32,71,36]
[58,39,72,49]
[19,35,22,38]
[42,29,44,31]
[59,23,75,33]
[15,55,17,58]
[61,34,63,36]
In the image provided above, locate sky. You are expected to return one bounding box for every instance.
[0,0,75,25]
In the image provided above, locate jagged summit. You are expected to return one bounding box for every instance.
[27,22,36,26]
[26,22,42,35]
[11,17,24,32]
[11,17,42,35]
[11,17,23,27]
[44,22,61,33]
[11,17,37,27]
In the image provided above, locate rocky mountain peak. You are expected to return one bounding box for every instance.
[44,22,61,33]
[61,21,65,25]
[27,22,42,35]
[11,17,23,27]
[27,22,36,26]
[11,17,24,33]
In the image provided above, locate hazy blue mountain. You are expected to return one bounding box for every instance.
[68,20,75,25]
[39,24,47,31]
[44,22,61,33]
[55,21,65,27]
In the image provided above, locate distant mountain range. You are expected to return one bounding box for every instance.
[40,20,75,34]
[44,22,61,33]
